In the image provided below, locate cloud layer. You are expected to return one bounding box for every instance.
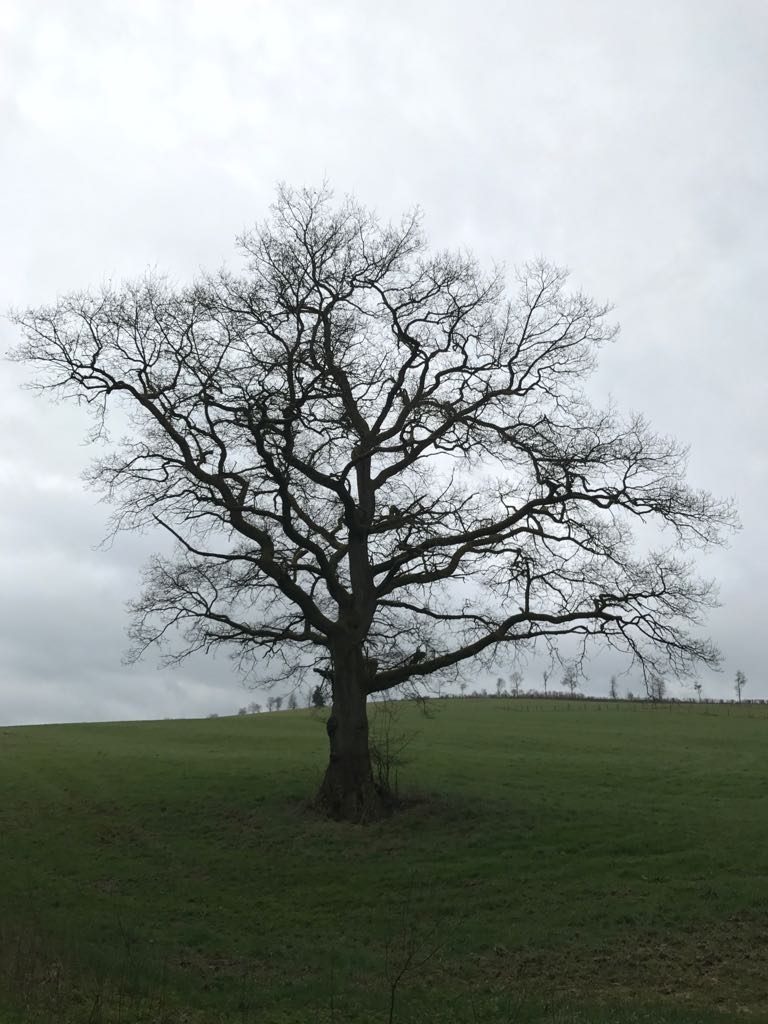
[1,1,765,721]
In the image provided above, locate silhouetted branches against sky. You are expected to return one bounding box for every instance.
[11,185,737,693]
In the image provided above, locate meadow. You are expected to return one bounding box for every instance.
[1,697,767,1023]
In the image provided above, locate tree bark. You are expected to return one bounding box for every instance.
[316,643,385,822]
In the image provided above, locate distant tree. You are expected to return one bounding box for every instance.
[627,690,634,700]
[266,697,276,713]
[648,673,667,702]
[238,706,247,716]
[207,712,219,719]
[459,681,467,698]
[248,701,262,714]
[274,695,284,712]
[496,677,504,697]
[510,670,523,697]
[693,682,703,702]
[542,669,550,697]
[311,684,327,708]
[562,664,580,696]
[11,185,735,820]
[735,669,747,703]
[288,692,298,711]
[609,675,618,700]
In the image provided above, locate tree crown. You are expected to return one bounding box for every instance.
[10,185,737,693]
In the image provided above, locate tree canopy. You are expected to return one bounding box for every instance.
[11,185,736,819]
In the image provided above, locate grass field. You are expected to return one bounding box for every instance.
[1,698,767,1023]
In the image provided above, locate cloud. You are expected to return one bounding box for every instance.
[1,0,765,721]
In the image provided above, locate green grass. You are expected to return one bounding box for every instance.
[2,698,768,1023]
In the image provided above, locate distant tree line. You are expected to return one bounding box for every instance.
[221,668,753,717]
[447,668,754,704]
[234,684,328,717]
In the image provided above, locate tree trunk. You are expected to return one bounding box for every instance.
[316,644,385,822]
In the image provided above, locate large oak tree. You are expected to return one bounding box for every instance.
[11,186,735,820]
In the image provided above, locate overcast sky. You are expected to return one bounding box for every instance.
[1,0,765,724]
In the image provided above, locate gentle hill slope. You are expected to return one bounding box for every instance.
[1,699,767,1022]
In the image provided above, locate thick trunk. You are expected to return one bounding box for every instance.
[316,645,385,822]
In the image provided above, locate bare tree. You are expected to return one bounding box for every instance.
[510,669,523,697]
[247,701,261,714]
[288,692,298,710]
[693,681,703,702]
[562,663,580,696]
[735,669,747,703]
[648,673,667,702]
[10,185,735,821]
[609,675,618,700]
[368,699,418,801]
[458,681,467,698]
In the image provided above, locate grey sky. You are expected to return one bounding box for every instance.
[1,0,765,723]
